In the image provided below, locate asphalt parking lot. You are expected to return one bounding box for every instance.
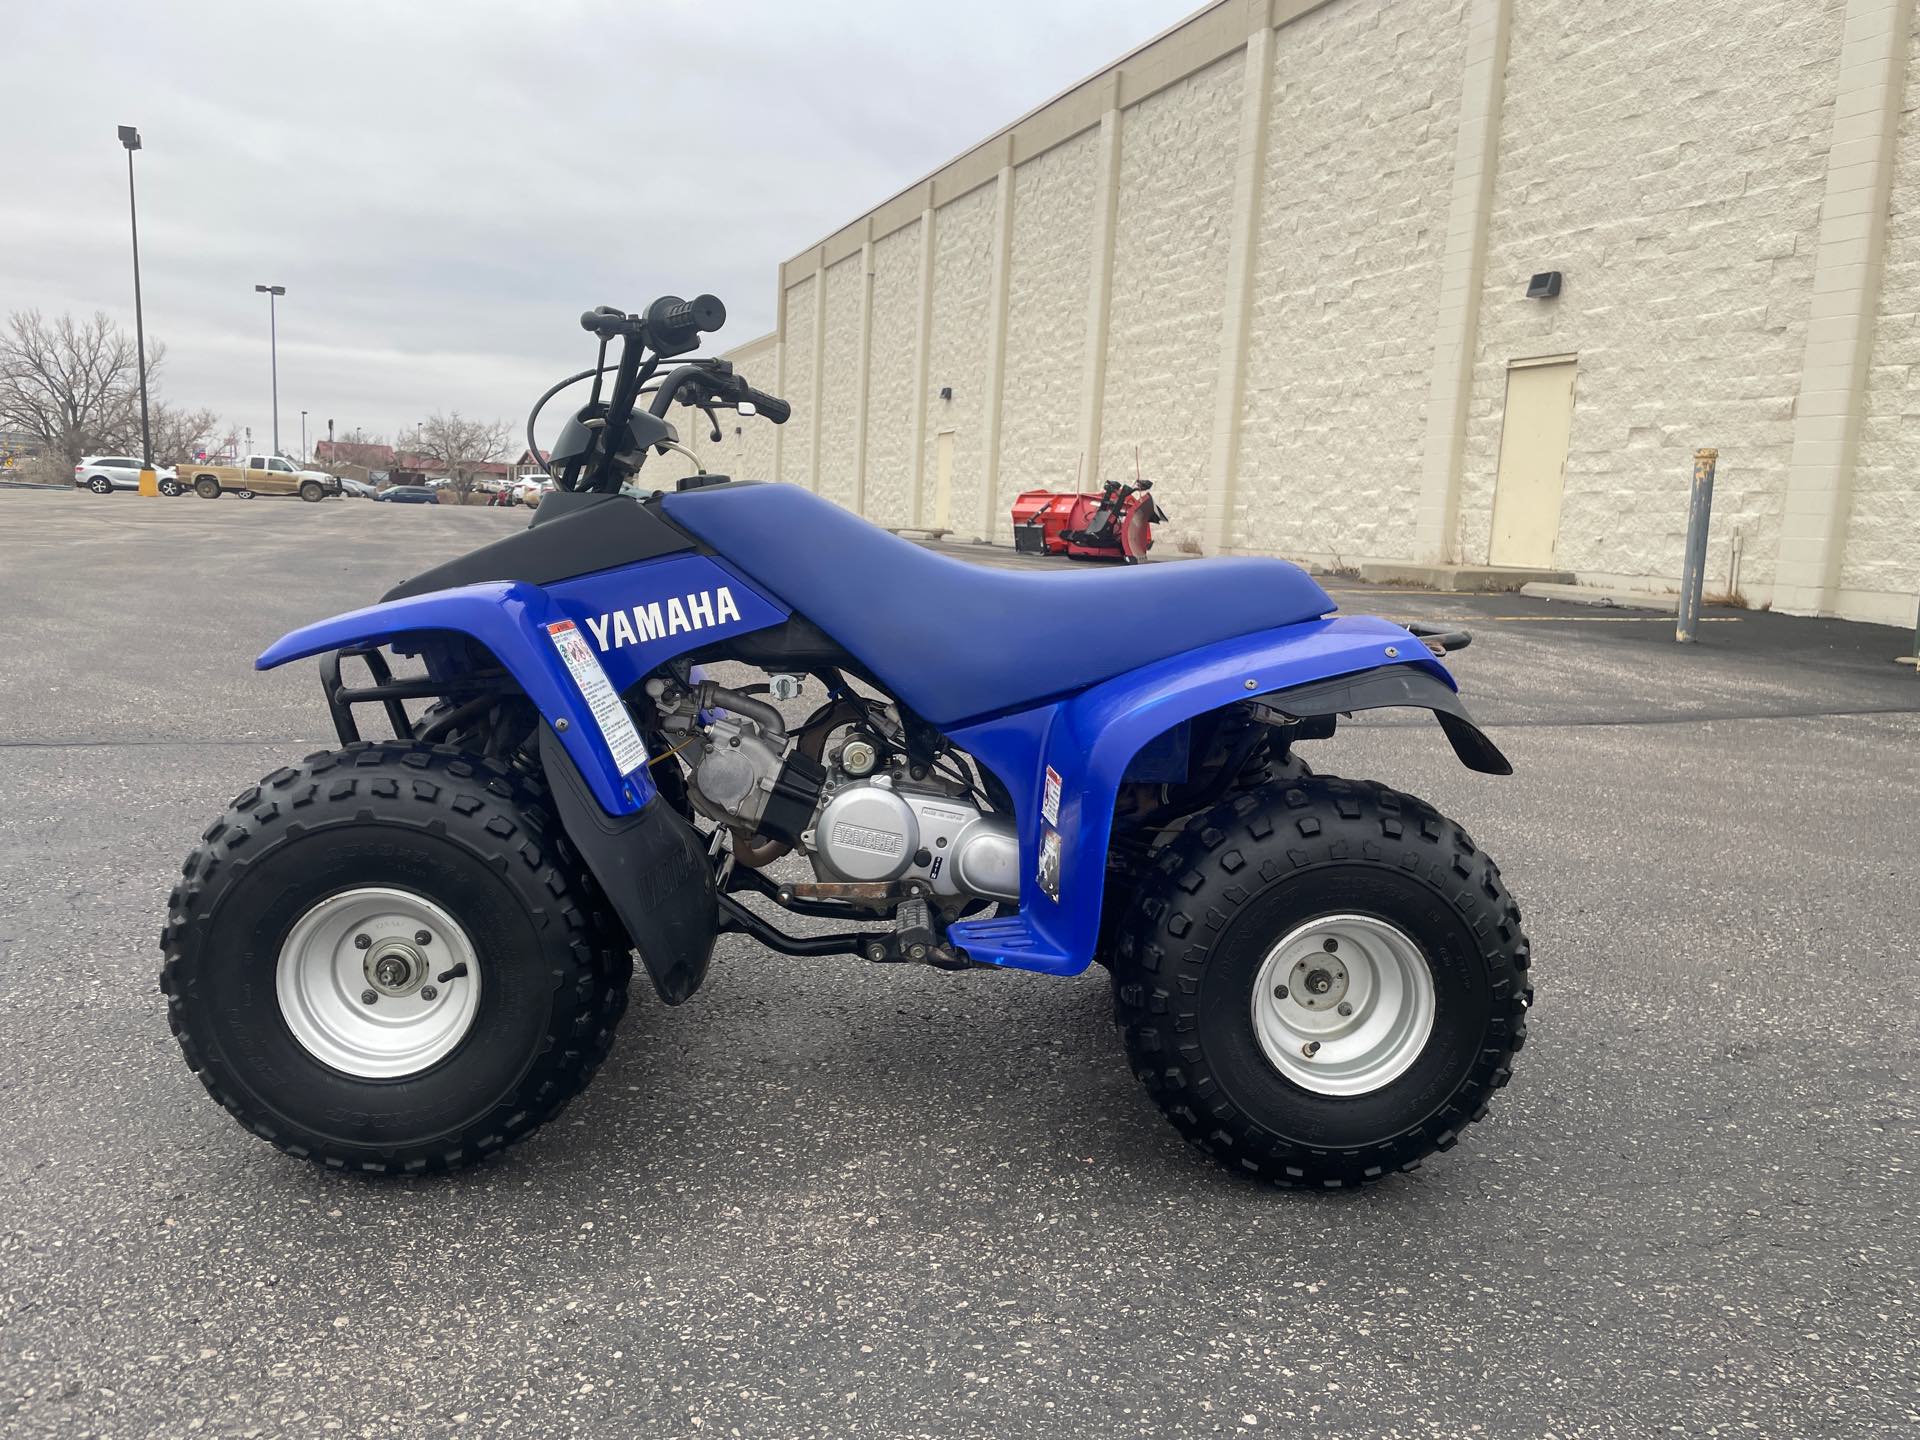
[2,485,1916,1438]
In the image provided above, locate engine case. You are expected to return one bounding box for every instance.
[811,776,1019,901]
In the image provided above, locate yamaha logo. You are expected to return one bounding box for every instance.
[584,586,742,651]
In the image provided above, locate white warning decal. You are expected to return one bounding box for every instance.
[1042,766,1063,827]
[1036,826,1062,902]
[548,619,649,777]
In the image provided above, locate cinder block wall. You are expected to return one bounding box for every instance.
[999,131,1100,531]
[702,0,1918,625]
[1844,20,1920,619]
[1238,0,1469,569]
[1456,0,1843,604]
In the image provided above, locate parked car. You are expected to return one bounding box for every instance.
[337,477,377,499]
[179,454,340,502]
[73,455,182,496]
[374,484,439,504]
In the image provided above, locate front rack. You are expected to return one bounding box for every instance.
[319,646,508,745]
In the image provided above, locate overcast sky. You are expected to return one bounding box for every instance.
[3,0,1194,456]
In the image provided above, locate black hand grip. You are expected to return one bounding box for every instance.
[645,293,726,346]
[741,386,789,424]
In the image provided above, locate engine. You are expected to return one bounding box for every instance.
[648,677,1019,904]
[647,677,822,843]
[808,769,1019,901]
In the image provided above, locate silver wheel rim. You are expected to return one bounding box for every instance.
[1250,913,1436,1097]
[275,886,481,1079]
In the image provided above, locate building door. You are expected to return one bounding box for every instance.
[1489,357,1577,568]
[933,430,955,532]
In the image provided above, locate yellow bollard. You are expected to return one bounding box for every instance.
[138,467,160,497]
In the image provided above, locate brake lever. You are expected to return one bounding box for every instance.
[696,402,723,444]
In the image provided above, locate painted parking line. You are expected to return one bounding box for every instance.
[1480,614,1742,623]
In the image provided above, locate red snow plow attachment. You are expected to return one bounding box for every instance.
[1010,478,1166,564]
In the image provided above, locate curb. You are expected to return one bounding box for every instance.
[1519,581,1679,614]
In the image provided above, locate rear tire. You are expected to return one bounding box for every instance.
[1114,775,1530,1189]
[161,742,634,1174]
[299,480,324,502]
[88,476,112,495]
[194,476,220,499]
[236,488,256,499]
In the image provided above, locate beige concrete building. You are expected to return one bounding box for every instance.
[698,0,1920,625]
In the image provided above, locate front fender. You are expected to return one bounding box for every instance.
[256,580,653,817]
[947,616,1496,976]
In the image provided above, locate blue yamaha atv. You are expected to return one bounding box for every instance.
[162,295,1531,1186]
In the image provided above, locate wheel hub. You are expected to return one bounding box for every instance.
[365,941,426,996]
[1291,956,1349,1010]
[1250,914,1436,1097]
[276,887,480,1079]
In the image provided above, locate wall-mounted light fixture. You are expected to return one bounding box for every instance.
[939,386,953,402]
[1526,271,1563,299]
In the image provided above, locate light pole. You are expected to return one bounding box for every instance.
[300,409,308,462]
[118,125,156,497]
[254,283,285,455]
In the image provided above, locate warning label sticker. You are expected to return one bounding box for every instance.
[1042,766,1062,827]
[1036,826,1062,902]
[548,620,649,776]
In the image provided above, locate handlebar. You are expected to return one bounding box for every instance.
[545,294,788,492]
[648,362,790,426]
[737,384,790,425]
[578,294,725,356]
[645,294,726,352]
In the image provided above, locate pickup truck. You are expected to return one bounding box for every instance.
[181,454,341,502]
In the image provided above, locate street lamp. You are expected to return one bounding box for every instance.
[254,283,285,455]
[118,125,156,497]
[300,409,308,463]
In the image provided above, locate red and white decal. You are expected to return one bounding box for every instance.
[548,619,649,776]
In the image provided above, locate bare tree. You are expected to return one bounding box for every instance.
[409,411,510,501]
[147,403,222,465]
[0,310,165,467]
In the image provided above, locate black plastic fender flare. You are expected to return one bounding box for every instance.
[538,725,717,1004]
[1262,664,1513,775]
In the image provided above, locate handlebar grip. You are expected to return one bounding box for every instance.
[741,386,790,424]
[646,293,726,346]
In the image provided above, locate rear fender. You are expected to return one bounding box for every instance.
[947,616,1504,976]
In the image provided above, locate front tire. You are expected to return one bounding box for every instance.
[236,487,256,499]
[1114,776,1530,1189]
[159,477,183,497]
[299,480,324,502]
[161,743,634,1173]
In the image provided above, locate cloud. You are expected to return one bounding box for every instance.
[4,0,1189,452]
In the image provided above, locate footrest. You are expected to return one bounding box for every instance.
[893,898,936,963]
[946,914,1078,976]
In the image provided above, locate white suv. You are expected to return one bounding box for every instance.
[74,455,181,496]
